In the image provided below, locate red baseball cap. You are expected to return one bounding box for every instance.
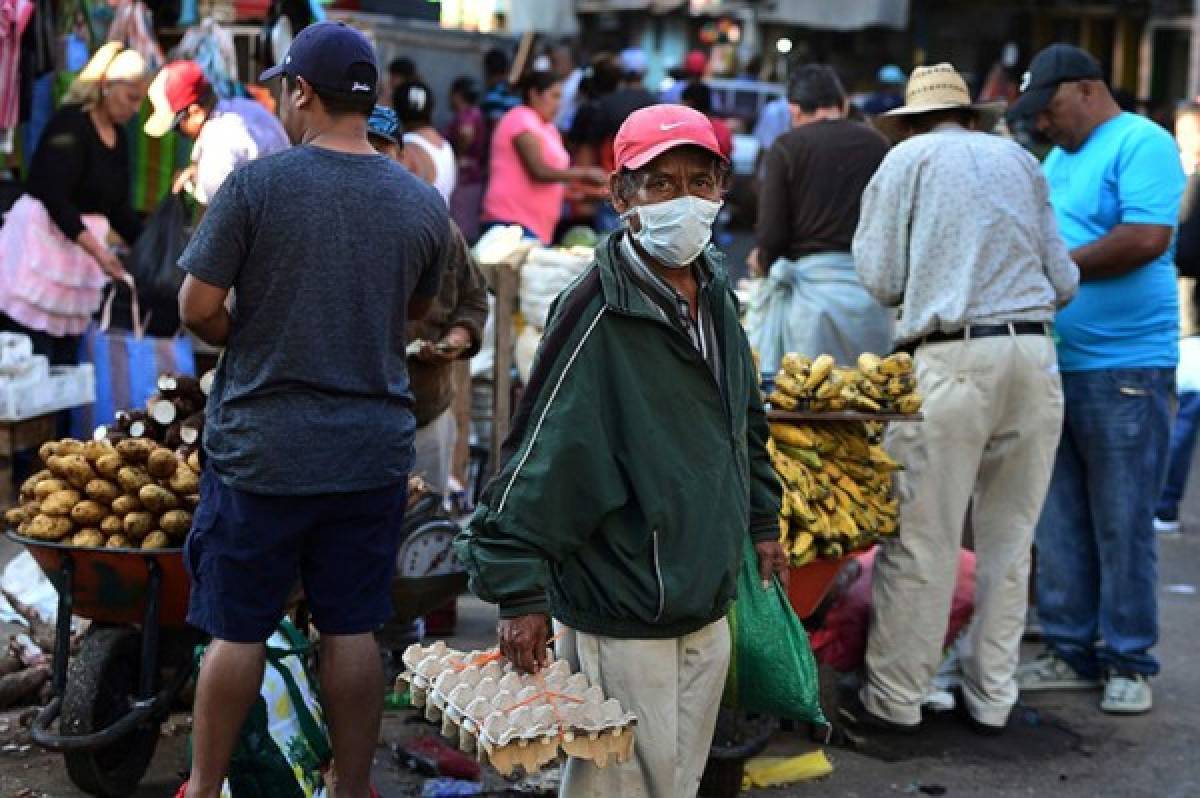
[684,50,708,77]
[145,61,211,138]
[613,104,726,172]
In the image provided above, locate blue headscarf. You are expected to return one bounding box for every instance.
[367,105,401,145]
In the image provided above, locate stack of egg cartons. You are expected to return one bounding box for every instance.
[400,642,637,777]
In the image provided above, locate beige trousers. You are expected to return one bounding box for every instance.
[864,334,1063,727]
[556,618,730,798]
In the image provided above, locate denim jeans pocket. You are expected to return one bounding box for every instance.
[1105,370,1156,444]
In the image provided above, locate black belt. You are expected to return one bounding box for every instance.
[898,321,1050,354]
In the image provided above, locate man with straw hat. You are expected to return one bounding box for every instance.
[847,63,1079,738]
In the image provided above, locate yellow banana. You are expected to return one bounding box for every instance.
[868,445,901,471]
[881,352,914,376]
[832,507,859,537]
[838,475,865,505]
[792,546,817,566]
[886,374,916,397]
[768,390,799,410]
[781,353,812,379]
[770,423,816,448]
[857,352,882,374]
[802,354,835,392]
[775,372,808,399]
[896,393,924,414]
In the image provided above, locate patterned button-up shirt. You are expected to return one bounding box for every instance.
[852,124,1079,346]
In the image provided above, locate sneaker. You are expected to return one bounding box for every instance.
[1154,515,1182,536]
[1016,652,1102,692]
[1101,673,1152,714]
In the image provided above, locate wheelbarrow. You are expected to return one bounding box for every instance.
[6,531,201,797]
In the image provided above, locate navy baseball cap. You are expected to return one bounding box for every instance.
[1009,44,1103,119]
[259,21,378,98]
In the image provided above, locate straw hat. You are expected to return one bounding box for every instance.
[875,63,1006,139]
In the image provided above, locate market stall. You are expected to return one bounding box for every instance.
[763,351,923,619]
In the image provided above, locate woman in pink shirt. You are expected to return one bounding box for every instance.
[482,71,606,244]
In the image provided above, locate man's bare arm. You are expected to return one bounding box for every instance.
[179,274,232,347]
[1071,223,1173,281]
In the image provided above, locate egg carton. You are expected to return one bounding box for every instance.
[398,642,638,777]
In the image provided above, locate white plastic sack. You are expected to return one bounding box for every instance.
[473,225,526,265]
[745,252,894,374]
[1179,336,1200,394]
[518,247,593,329]
[1,552,59,626]
[515,325,542,385]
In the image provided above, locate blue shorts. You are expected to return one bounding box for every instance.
[185,468,408,643]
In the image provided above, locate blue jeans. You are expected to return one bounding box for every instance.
[1035,368,1174,677]
[1156,390,1200,519]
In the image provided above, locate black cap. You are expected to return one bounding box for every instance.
[259,21,378,99]
[1010,44,1103,119]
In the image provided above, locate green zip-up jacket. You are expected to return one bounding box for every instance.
[454,234,782,640]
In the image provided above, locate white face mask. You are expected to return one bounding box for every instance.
[623,195,722,269]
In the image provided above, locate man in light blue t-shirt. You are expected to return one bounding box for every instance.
[1009,44,1185,716]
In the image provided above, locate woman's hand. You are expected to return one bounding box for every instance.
[95,248,131,283]
[579,167,608,186]
[77,230,130,283]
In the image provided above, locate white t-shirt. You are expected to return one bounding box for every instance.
[192,98,290,204]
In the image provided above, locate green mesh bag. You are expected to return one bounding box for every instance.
[724,535,826,725]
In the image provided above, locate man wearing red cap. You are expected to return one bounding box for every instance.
[456,104,785,797]
[145,60,288,205]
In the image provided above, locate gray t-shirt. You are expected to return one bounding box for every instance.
[179,145,448,495]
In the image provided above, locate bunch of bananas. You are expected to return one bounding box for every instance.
[768,420,901,564]
[768,352,923,415]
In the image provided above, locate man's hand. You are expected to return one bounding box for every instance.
[416,325,473,365]
[747,247,763,277]
[498,613,551,674]
[754,540,789,589]
[172,164,198,196]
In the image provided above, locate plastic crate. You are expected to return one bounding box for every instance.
[0,364,95,421]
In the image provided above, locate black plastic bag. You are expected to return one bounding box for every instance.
[128,192,189,305]
[116,193,190,336]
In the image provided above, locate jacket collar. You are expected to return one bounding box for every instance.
[594,231,729,323]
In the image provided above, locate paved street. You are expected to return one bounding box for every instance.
[2,446,1198,797]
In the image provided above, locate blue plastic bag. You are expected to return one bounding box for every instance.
[70,311,194,438]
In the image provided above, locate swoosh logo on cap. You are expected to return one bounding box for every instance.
[660,122,684,131]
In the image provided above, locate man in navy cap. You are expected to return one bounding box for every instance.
[178,22,448,797]
[1012,44,1184,716]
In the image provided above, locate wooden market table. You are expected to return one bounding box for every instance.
[0,413,59,509]
[768,409,924,423]
[768,406,923,618]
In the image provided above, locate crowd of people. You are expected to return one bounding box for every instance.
[0,14,1194,798]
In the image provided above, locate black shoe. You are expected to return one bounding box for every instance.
[951,688,1005,737]
[836,687,921,735]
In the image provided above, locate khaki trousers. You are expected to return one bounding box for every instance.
[556,618,730,798]
[864,334,1063,727]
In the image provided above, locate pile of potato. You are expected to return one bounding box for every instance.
[4,438,200,550]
